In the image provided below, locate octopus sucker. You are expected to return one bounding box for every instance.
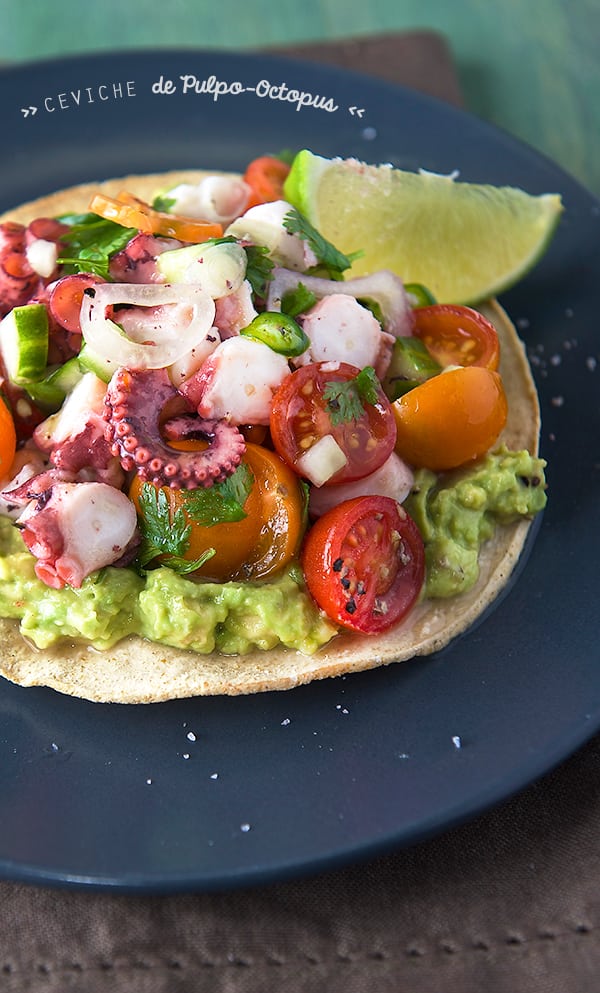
[104,367,246,490]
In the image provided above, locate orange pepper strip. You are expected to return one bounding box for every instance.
[88,192,224,243]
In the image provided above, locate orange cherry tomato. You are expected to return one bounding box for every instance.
[88,191,224,243]
[243,156,291,208]
[129,441,305,582]
[0,396,17,477]
[392,366,508,471]
[413,304,500,371]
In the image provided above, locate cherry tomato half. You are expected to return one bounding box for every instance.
[392,366,508,472]
[243,156,291,208]
[301,495,425,634]
[129,441,305,582]
[89,191,224,243]
[270,362,397,486]
[413,304,500,371]
[0,396,16,476]
[49,273,106,333]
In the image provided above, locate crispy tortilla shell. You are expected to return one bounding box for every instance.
[0,175,542,703]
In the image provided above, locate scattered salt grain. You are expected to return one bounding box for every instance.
[361,126,377,141]
[186,731,197,742]
[281,718,291,726]
[517,317,530,330]
[550,354,562,366]
[146,778,153,785]
[551,396,565,407]
[210,772,219,780]
[452,735,462,749]
[240,823,251,833]
[586,357,597,372]
[182,753,190,760]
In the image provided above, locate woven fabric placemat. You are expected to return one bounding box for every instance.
[1,30,598,993]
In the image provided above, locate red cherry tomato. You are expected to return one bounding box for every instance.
[270,362,396,486]
[49,273,106,333]
[392,366,508,471]
[413,304,500,371]
[243,156,291,208]
[301,495,425,634]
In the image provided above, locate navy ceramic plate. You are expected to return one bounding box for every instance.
[0,50,598,892]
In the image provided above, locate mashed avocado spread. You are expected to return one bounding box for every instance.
[0,446,546,653]
[405,446,547,598]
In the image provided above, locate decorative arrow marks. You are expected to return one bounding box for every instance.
[349,106,365,118]
[21,106,38,118]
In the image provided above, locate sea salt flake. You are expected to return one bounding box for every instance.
[183,753,190,760]
[146,778,153,785]
[281,718,291,726]
[452,735,462,749]
[240,823,251,833]
[186,731,197,742]
[210,772,219,780]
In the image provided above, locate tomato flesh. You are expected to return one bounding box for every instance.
[243,156,291,207]
[301,495,425,633]
[393,366,508,471]
[129,442,305,582]
[413,304,500,371]
[270,362,396,485]
[0,396,16,476]
[89,192,223,243]
[49,273,106,333]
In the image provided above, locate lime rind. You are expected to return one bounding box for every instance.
[283,150,563,305]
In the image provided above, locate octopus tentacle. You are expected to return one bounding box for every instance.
[103,367,246,489]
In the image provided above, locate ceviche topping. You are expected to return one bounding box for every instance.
[0,152,549,654]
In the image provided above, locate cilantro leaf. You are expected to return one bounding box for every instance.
[281,282,317,318]
[283,208,361,275]
[323,366,380,425]
[135,484,215,574]
[152,193,176,212]
[243,244,274,299]
[182,462,253,526]
[57,213,137,278]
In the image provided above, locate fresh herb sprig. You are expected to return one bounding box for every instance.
[135,464,254,574]
[283,208,361,275]
[136,486,214,575]
[323,366,380,425]
[280,282,318,317]
[57,213,137,278]
[182,463,253,526]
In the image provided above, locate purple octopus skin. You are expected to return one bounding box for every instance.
[0,222,41,317]
[108,233,181,283]
[103,367,246,489]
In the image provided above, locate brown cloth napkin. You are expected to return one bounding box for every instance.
[1,30,598,993]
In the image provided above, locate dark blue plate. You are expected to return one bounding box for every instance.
[0,49,598,892]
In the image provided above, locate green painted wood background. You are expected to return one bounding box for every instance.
[1,0,598,198]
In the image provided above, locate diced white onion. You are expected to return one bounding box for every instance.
[26,238,58,278]
[80,283,216,370]
[296,434,348,487]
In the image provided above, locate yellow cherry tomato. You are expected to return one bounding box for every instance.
[129,442,306,582]
[392,366,508,471]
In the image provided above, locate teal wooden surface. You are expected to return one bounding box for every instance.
[1,0,598,198]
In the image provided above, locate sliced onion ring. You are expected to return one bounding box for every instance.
[266,267,414,338]
[80,283,216,370]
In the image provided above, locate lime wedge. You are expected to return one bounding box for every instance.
[283,150,563,304]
